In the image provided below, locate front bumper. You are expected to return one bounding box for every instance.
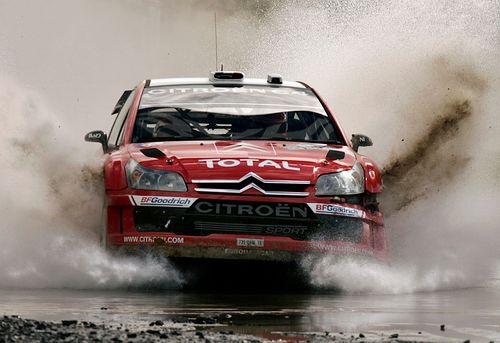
[106,193,387,262]
[109,234,383,262]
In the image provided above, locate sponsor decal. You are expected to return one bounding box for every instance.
[130,196,197,208]
[286,143,329,150]
[194,202,308,218]
[236,238,264,247]
[146,87,309,96]
[87,132,103,139]
[123,236,185,244]
[265,226,307,235]
[308,203,364,218]
[199,158,300,171]
[223,248,274,255]
[309,243,374,255]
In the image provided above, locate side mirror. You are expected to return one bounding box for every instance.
[85,130,108,153]
[351,134,373,152]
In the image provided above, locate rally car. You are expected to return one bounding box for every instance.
[85,71,386,262]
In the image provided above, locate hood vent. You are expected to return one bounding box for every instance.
[326,150,345,160]
[140,148,166,159]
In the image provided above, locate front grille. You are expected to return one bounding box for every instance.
[193,172,310,197]
[193,221,310,239]
[133,200,364,243]
[313,216,364,242]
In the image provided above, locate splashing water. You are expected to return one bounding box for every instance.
[0,79,183,289]
[222,1,500,293]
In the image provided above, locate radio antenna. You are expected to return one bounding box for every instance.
[214,12,219,71]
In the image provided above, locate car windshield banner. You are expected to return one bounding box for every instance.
[139,85,326,115]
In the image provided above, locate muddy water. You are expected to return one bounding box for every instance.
[1,287,499,342]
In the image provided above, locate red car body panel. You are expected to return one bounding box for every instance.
[93,76,387,262]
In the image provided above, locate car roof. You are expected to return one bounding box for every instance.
[148,77,307,89]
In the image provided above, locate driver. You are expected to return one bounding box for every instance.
[153,115,193,138]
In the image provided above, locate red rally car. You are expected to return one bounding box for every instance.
[85,72,386,262]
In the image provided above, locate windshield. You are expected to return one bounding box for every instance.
[132,85,343,144]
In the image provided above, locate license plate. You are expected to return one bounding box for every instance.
[236,238,264,247]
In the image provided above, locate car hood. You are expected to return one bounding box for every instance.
[127,140,357,182]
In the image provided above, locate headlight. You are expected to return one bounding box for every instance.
[126,160,187,192]
[315,162,365,195]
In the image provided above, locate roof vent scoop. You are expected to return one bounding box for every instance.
[210,71,245,81]
[267,74,283,84]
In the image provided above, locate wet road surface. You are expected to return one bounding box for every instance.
[1,287,499,342]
